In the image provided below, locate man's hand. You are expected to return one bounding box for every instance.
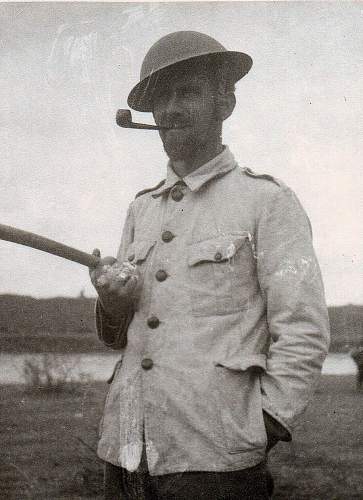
[89,248,140,322]
[263,411,291,453]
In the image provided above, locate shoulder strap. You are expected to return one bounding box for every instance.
[244,168,281,187]
[135,180,166,199]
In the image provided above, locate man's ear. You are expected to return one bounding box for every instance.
[215,92,236,122]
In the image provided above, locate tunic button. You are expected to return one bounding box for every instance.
[161,230,174,243]
[214,252,223,262]
[147,316,160,329]
[155,270,168,282]
[171,187,184,202]
[141,358,153,370]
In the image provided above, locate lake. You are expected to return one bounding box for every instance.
[0,352,357,385]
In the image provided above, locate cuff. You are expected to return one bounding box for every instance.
[263,410,292,443]
[261,394,293,437]
[95,299,133,350]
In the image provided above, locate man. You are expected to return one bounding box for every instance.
[90,31,330,500]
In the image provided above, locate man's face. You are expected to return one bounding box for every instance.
[152,69,220,162]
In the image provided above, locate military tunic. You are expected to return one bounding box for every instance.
[96,147,330,476]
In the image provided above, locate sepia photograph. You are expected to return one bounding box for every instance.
[0,2,362,499]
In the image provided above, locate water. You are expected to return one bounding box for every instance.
[0,352,121,385]
[0,352,357,385]
[321,353,357,376]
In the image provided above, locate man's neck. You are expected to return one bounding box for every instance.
[171,142,224,178]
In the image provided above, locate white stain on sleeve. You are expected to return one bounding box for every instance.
[275,256,318,282]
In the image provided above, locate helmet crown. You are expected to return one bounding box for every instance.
[128,31,252,112]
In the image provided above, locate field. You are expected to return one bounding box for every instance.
[1,376,362,500]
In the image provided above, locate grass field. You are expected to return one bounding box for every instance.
[1,376,362,499]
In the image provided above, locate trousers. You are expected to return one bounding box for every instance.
[104,460,274,500]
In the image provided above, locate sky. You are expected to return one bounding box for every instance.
[0,2,362,305]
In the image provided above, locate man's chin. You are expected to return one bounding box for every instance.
[162,140,196,162]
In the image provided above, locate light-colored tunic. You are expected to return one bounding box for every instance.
[96,147,330,476]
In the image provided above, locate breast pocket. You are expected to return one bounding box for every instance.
[187,232,256,317]
[127,239,156,269]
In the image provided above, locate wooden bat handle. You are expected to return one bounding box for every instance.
[0,223,100,268]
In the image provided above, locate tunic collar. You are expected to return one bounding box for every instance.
[152,146,237,198]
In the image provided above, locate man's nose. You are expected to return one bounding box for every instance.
[164,92,182,114]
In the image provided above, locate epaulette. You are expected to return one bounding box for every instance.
[244,168,281,187]
[135,179,166,199]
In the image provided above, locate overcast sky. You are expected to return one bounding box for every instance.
[0,2,362,305]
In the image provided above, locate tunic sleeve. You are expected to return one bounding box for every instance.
[95,205,136,350]
[256,186,330,433]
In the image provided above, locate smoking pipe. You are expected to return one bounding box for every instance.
[116,109,164,130]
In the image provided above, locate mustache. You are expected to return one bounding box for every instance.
[157,112,191,129]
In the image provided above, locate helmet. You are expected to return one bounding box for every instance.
[127,31,253,112]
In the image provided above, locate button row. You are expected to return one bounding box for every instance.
[161,230,174,243]
[141,183,185,374]
[147,315,160,329]
[155,269,167,282]
[141,358,153,370]
[170,186,184,202]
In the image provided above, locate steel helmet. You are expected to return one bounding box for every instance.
[127,31,253,112]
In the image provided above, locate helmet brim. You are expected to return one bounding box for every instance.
[127,51,252,113]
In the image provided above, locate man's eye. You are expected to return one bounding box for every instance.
[179,88,199,98]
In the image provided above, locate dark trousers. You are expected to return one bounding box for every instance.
[104,460,274,500]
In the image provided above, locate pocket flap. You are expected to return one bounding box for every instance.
[188,232,250,266]
[214,353,267,373]
[127,239,156,263]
